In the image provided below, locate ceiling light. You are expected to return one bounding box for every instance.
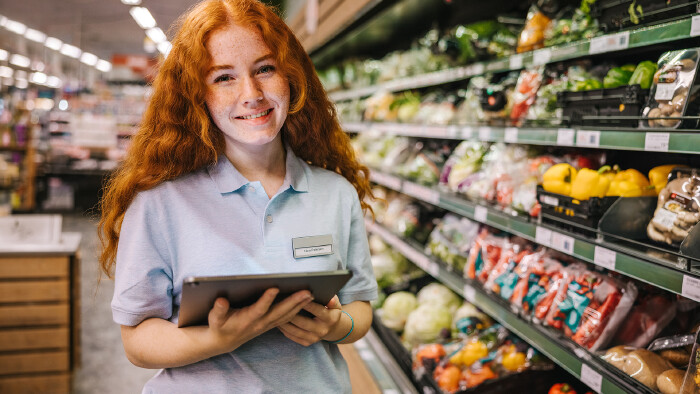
[31,61,45,72]
[46,76,62,88]
[0,49,7,61]
[60,44,82,58]
[5,20,27,35]
[157,41,172,57]
[129,7,156,29]
[146,27,167,44]
[80,52,98,66]
[0,66,13,78]
[45,37,62,50]
[96,59,112,73]
[3,77,13,86]
[9,54,30,68]
[24,28,46,43]
[30,72,47,84]
[121,0,141,4]
[15,78,28,89]
[15,70,27,80]
[0,16,7,27]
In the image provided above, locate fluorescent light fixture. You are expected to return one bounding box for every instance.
[0,66,13,78]
[96,59,112,72]
[3,77,13,86]
[14,70,27,80]
[0,16,7,27]
[129,7,156,29]
[46,76,62,88]
[31,61,45,72]
[45,37,62,50]
[60,43,82,58]
[30,72,47,84]
[146,27,167,44]
[121,0,141,4]
[24,28,46,43]
[80,52,98,66]
[0,49,7,61]
[5,20,27,35]
[157,41,172,57]
[15,78,28,89]
[9,54,30,68]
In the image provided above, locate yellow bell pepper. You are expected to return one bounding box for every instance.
[570,165,612,200]
[648,164,687,195]
[452,340,489,366]
[606,168,655,197]
[501,351,527,371]
[542,163,577,196]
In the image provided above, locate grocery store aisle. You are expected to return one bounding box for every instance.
[63,213,154,394]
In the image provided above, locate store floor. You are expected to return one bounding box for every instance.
[65,212,382,394]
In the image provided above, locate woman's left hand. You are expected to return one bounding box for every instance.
[278,295,344,346]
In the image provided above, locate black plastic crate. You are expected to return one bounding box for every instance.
[557,84,648,127]
[591,0,699,32]
[537,186,619,229]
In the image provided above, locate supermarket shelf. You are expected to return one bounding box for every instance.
[0,145,28,152]
[364,220,653,394]
[329,15,700,101]
[344,122,700,154]
[368,170,700,299]
[355,329,420,394]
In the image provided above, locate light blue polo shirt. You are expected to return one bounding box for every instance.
[111,145,378,394]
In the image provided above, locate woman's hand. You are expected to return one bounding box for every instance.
[277,295,346,346]
[207,288,314,353]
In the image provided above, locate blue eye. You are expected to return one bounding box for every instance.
[258,65,275,74]
[213,74,233,83]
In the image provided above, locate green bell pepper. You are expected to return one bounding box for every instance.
[603,67,634,89]
[628,60,658,89]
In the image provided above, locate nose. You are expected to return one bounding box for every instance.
[240,75,263,105]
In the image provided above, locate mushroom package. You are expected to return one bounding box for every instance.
[647,168,700,245]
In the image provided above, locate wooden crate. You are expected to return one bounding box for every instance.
[0,254,79,393]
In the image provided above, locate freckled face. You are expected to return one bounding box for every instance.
[204,24,290,150]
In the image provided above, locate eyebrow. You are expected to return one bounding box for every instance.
[207,54,274,76]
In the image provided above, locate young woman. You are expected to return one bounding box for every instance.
[98,0,377,392]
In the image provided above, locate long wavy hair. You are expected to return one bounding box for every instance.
[98,0,373,278]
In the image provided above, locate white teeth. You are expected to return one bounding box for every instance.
[240,109,271,119]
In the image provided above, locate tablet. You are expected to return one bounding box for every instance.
[177,270,353,327]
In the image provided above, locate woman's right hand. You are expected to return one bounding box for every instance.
[206,288,314,353]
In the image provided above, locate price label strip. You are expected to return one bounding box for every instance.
[682,275,700,302]
[535,226,553,247]
[474,206,488,222]
[691,15,700,37]
[509,54,523,69]
[402,182,440,205]
[593,246,616,271]
[478,127,492,141]
[463,284,476,303]
[504,127,519,143]
[532,49,552,65]
[589,31,630,54]
[576,130,601,148]
[370,172,402,191]
[551,232,575,255]
[645,132,670,152]
[580,364,603,393]
[556,128,576,146]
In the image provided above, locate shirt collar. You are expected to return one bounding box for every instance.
[207,145,309,194]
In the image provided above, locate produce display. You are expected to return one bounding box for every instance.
[647,167,700,246]
[426,214,480,272]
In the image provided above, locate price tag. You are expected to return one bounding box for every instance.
[541,195,559,207]
[645,132,670,152]
[551,232,575,255]
[467,63,485,76]
[402,182,440,205]
[533,49,552,65]
[535,226,552,247]
[580,364,603,393]
[556,128,576,146]
[593,246,616,271]
[691,15,700,37]
[474,206,488,222]
[509,54,523,69]
[462,126,474,139]
[504,127,519,143]
[654,83,676,101]
[682,275,700,302]
[370,172,402,190]
[424,126,448,138]
[589,31,630,54]
[478,127,492,141]
[463,284,476,303]
[576,130,601,148]
[447,126,460,139]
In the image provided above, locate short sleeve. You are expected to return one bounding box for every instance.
[111,191,175,326]
[337,193,378,305]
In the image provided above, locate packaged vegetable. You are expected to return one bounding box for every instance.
[452,302,492,337]
[603,67,633,89]
[546,270,637,351]
[517,4,552,53]
[425,214,480,272]
[647,168,700,246]
[629,60,658,89]
[464,230,507,283]
[439,141,489,193]
[656,369,685,394]
[510,67,544,126]
[483,242,533,299]
[612,292,676,348]
[622,349,674,390]
[649,164,687,195]
[509,250,569,321]
[641,48,700,129]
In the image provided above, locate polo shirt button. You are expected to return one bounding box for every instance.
[266,215,273,223]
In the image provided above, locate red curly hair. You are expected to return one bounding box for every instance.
[98,0,373,278]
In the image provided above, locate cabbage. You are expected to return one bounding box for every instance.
[371,251,408,289]
[452,302,492,335]
[403,304,453,345]
[416,283,462,312]
[380,291,418,331]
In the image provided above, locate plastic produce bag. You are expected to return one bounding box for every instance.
[464,230,507,283]
[612,292,676,348]
[647,167,700,246]
[425,214,480,272]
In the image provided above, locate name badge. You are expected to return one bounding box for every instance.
[292,234,333,258]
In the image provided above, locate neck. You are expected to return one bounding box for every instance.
[225,138,287,197]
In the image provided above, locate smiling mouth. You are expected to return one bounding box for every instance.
[237,108,272,120]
